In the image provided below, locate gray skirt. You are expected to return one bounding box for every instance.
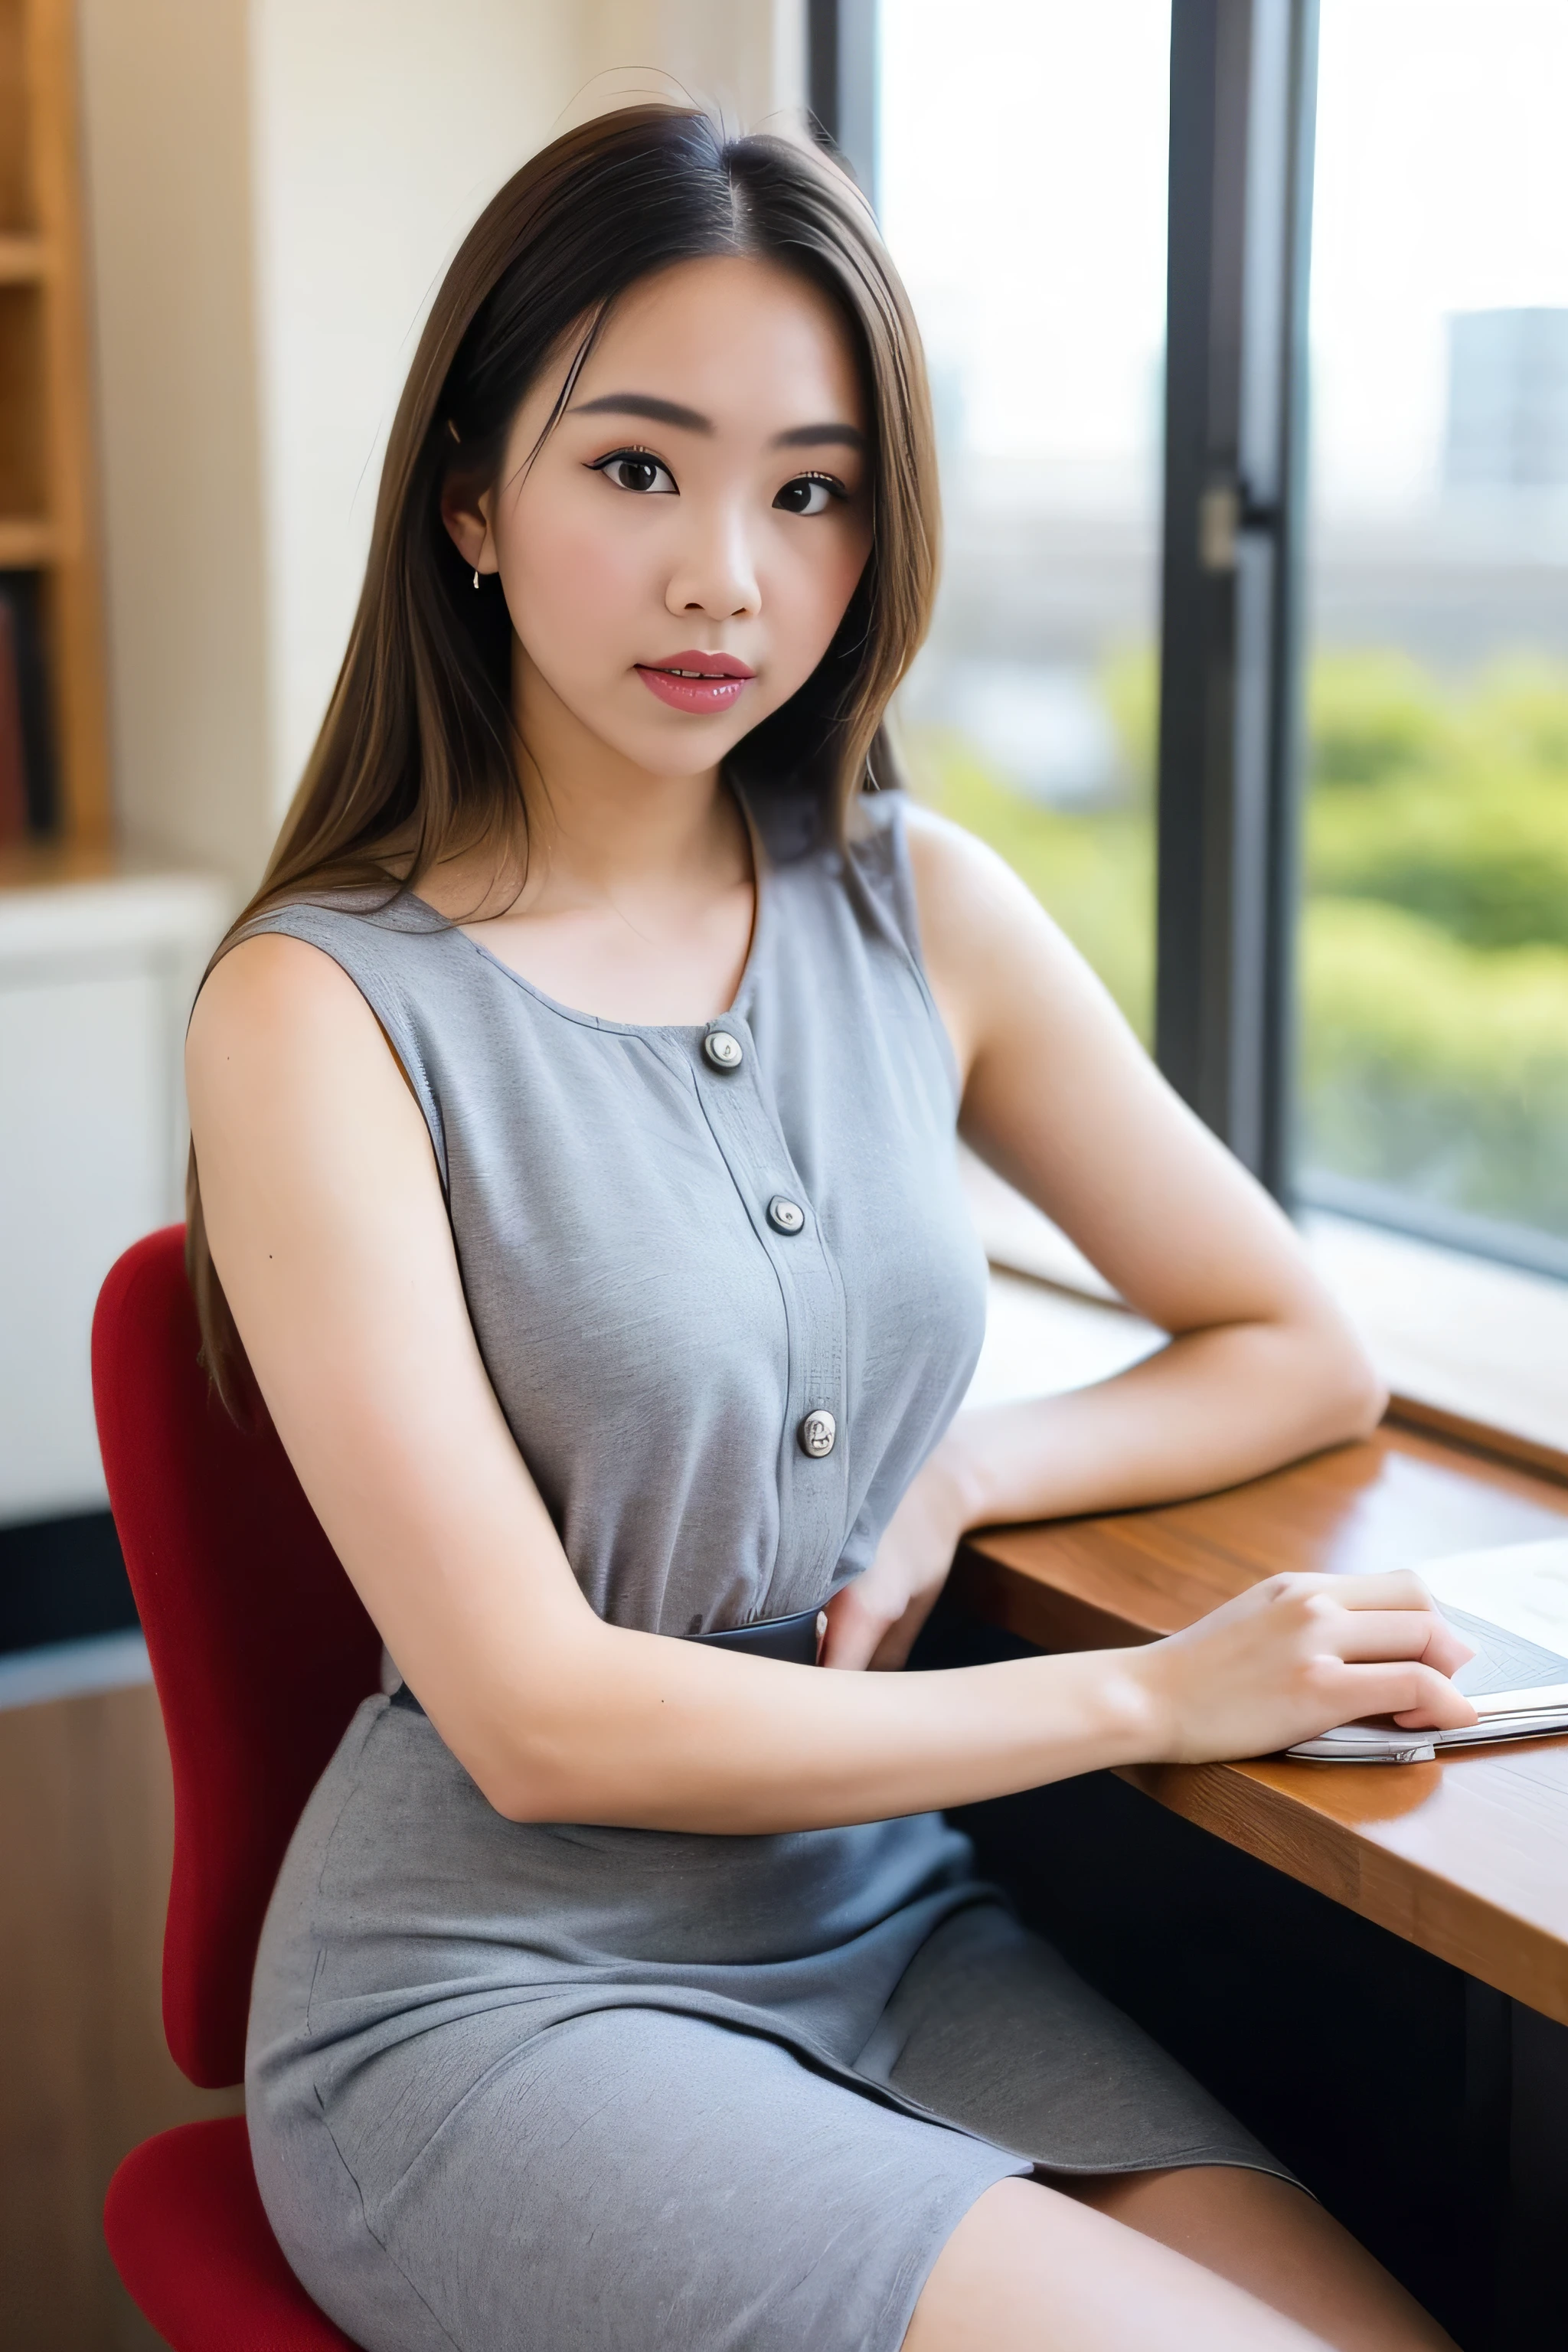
[247,1695,1287,2352]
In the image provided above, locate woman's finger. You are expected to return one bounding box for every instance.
[1420,1614,1475,1678]
[1302,1568,1440,1612]
[818,1586,888,1672]
[867,1615,921,1674]
[1325,1606,1475,1672]
[1342,1660,1479,1732]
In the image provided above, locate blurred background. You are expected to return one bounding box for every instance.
[886,0,1568,1266]
[2,0,1566,2339]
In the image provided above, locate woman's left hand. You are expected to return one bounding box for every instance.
[819,1436,975,1671]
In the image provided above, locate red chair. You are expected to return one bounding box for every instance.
[93,1225,382,2348]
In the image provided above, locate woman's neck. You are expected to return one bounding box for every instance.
[411,653,757,1027]
[418,652,749,924]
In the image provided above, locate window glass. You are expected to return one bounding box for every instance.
[878,0,1171,1040]
[1299,0,1568,1253]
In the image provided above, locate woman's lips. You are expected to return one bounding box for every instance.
[635,653,754,714]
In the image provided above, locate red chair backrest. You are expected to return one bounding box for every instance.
[92,1227,383,2089]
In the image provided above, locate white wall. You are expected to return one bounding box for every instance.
[0,876,231,1521]
[77,0,275,888]
[247,0,584,822]
[579,0,806,130]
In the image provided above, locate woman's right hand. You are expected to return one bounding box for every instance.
[1128,1571,1479,1765]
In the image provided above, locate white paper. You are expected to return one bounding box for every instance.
[1420,1536,1568,1659]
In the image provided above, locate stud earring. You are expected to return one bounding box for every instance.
[472,567,480,590]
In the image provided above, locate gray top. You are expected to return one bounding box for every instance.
[240,786,990,1638]
[241,783,1288,2352]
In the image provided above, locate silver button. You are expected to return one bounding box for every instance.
[703,1029,743,1071]
[767,1195,805,1235]
[799,1409,836,1459]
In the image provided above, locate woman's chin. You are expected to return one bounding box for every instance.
[586,708,768,782]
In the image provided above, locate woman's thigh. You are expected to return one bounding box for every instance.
[292,2003,1024,2352]
[904,2168,1460,2352]
[1060,2164,1458,2350]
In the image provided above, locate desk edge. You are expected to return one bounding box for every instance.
[950,1545,1568,2029]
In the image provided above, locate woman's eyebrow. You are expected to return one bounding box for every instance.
[771,422,867,452]
[571,393,713,432]
[570,393,865,454]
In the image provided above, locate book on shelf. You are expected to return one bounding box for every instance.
[0,593,24,842]
[0,571,57,841]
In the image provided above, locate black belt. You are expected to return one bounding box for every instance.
[695,1605,824,1665]
[390,1604,823,1715]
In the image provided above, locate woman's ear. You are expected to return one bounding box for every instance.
[440,472,495,576]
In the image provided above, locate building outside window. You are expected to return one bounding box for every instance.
[873,0,1568,1292]
[1298,0,1568,1269]
[878,0,1171,1044]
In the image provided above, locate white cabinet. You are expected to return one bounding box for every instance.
[0,875,232,1524]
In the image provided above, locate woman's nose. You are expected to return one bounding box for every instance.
[665,505,762,622]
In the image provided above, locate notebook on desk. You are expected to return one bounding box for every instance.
[1287,1537,1568,1764]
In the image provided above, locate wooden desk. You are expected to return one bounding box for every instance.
[955,1423,1568,2027]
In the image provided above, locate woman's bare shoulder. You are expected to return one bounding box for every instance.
[901,795,1015,892]
[189,929,381,1060]
[901,799,1075,969]
[186,929,416,1156]
[899,798,1114,1077]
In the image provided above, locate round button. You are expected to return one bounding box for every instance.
[799,1409,837,1459]
[767,1195,805,1235]
[703,1029,743,1072]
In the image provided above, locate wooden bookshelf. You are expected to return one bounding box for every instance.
[0,0,109,851]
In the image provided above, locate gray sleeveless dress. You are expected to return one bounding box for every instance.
[242,787,1283,2352]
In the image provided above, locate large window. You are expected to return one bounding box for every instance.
[1298,0,1568,1266]
[822,0,1568,1295]
[877,1,1171,1041]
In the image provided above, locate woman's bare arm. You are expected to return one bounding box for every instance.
[818,809,1386,1674]
[186,934,1468,1832]
[910,805,1385,1518]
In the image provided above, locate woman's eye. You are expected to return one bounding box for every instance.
[773,475,842,517]
[593,451,676,495]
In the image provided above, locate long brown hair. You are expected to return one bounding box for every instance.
[189,103,940,1409]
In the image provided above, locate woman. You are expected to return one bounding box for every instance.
[187,106,1474,2352]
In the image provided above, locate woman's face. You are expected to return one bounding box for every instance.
[452,255,874,778]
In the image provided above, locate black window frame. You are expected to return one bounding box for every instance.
[815,0,1568,1286]
[807,0,880,204]
[1155,0,1318,1203]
